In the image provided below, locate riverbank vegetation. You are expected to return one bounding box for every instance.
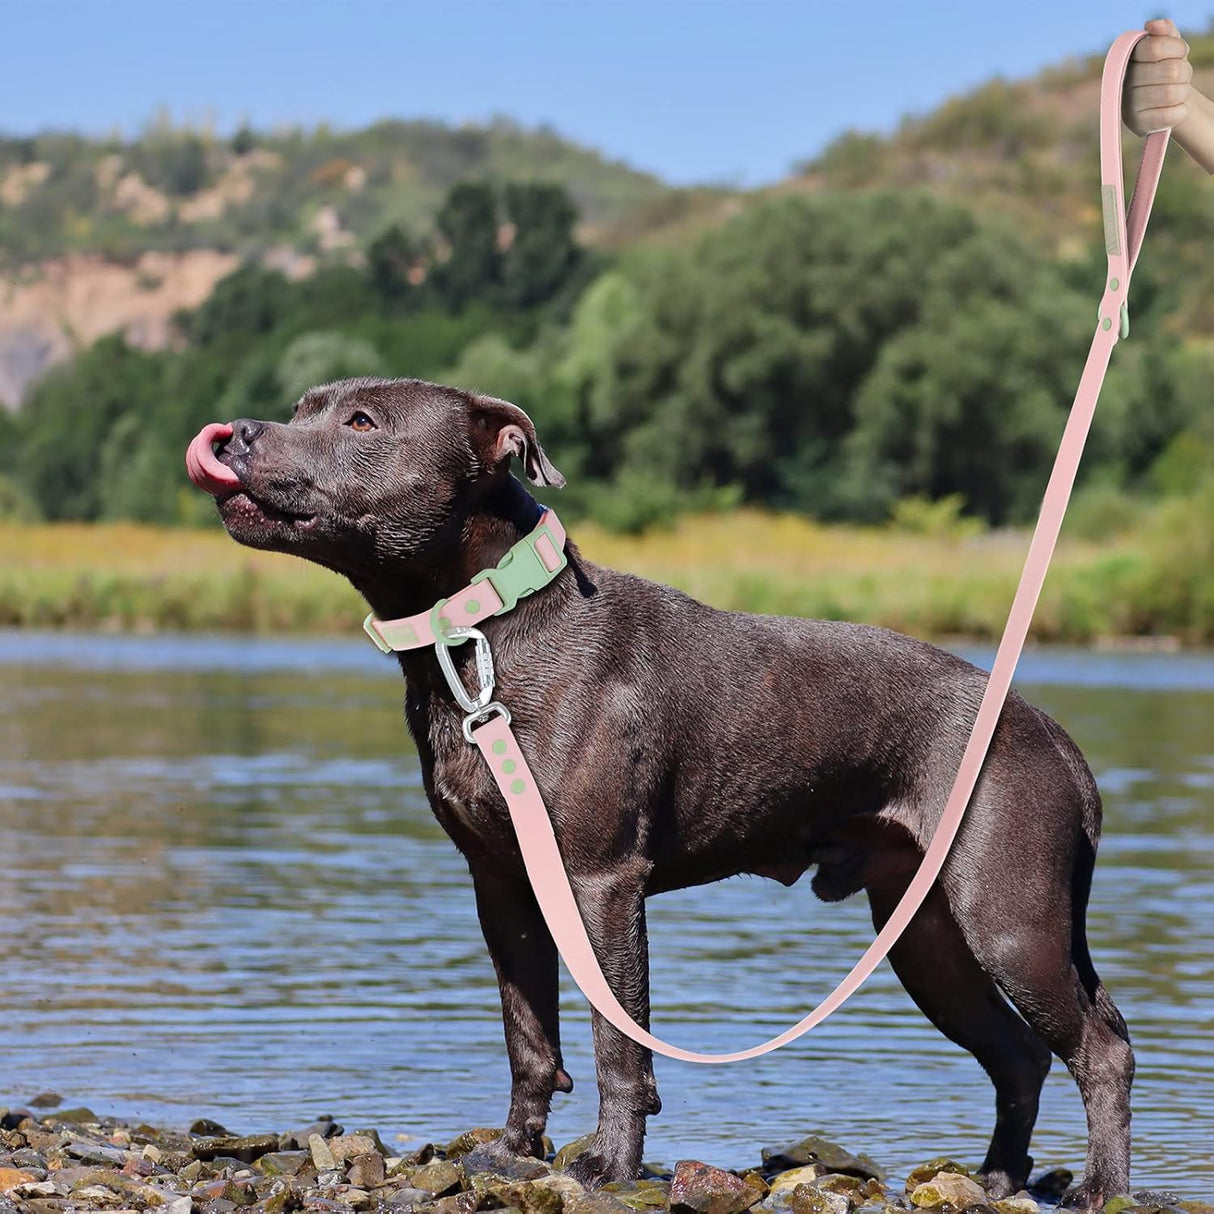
[3,484,1211,644]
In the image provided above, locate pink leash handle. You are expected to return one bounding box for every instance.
[472,31,1169,1063]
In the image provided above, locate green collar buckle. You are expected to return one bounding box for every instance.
[471,517,567,616]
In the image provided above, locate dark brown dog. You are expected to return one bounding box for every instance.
[196,376,1134,1209]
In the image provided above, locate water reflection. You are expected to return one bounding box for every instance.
[0,632,1210,1196]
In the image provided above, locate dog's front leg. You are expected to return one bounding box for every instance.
[472,867,572,1158]
[564,858,660,1188]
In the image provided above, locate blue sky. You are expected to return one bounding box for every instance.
[4,1,1213,185]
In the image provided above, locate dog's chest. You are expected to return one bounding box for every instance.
[427,726,511,845]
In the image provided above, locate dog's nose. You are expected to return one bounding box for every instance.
[225,418,266,455]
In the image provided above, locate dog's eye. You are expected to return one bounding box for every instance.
[347,411,376,432]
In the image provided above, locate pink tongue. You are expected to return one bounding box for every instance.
[185,423,242,495]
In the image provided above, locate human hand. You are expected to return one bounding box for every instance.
[1123,18,1192,136]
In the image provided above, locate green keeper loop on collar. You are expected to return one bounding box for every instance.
[471,520,567,616]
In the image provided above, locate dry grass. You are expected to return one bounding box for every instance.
[0,510,1187,644]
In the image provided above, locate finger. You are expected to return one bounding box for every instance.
[1127,83,1193,111]
[1132,33,1190,63]
[1134,102,1190,132]
[1144,17,1179,38]
[1127,57,1193,86]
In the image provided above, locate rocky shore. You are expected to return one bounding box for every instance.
[0,1106,1205,1214]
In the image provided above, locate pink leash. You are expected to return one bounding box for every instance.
[371,31,1169,1062]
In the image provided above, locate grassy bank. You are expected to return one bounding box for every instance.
[1,501,1211,644]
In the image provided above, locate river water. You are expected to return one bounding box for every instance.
[0,632,1210,1195]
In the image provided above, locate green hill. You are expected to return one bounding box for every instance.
[0,115,707,268]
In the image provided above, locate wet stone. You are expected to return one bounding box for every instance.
[28,1096,62,1111]
[903,1161,972,1193]
[1135,1193,1183,1209]
[190,1123,231,1140]
[290,1120,342,1148]
[461,1146,550,1182]
[381,1186,432,1209]
[909,1172,987,1211]
[563,1195,635,1214]
[345,1155,384,1190]
[476,1178,565,1214]
[787,1186,850,1214]
[991,1200,1039,1214]
[65,1141,129,1167]
[327,1138,381,1166]
[554,1137,597,1173]
[409,1159,465,1197]
[255,1153,311,1179]
[602,1181,670,1212]
[761,1140,884,1184]
[670,1159,761,1214]
[425,1193,479,1214]
[47,1109,98,1126]
[765,1167,828,1205]
[308,1138,337,1173]
[11,1148,48,1172]
[447,1129,507,1161]
[1027,1170,1072,1200]
[194,1137,281,1165]
[0,1169,37,1195]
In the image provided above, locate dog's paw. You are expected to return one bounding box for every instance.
[1059,1183,1108,1212]
[462,1134,548,1180]
[566,1149,634,1189]
[977,1157,1030,1201]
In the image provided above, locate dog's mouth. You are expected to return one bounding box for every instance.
[217,488,318,531]
[186,422,318,535]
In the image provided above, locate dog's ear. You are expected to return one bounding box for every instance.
[467,393,565,488]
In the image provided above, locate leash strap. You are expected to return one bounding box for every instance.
[436,31,1168,1063]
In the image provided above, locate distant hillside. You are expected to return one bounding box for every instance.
[0,116,689,266]
[6,24,1214,409]
[0,117,720,405]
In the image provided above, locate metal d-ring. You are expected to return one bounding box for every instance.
[462,701,512,744]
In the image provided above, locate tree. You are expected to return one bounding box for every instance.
[433,181,501,308]
[500,182,581,308]
[367,223,420,303]
[186,263,292,346]
[15,337,166,520]
[277,331,388,401]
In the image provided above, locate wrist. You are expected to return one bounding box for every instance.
[1172,86,1214,173]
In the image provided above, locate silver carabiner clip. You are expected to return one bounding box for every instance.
[435,626,495,713]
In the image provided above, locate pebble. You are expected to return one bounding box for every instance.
[346,1152,386,1189]
[65,1140,129,1166]
[309,1134,338,1172]
[762,1139,885,1183]
[0,1170,36,1195]
[0,1109,1204,1214]
[909,1171,987,1210]
[410,1158,465,1196]
[328,1135,382,1165]
[765,1165,828,1204]
[669,1160,763,1214]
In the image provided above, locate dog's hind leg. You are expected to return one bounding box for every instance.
[472,868,573,1159]
[943,796,1133,1210]
[867,874,1052,1198]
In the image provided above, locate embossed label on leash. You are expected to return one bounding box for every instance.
[1102,184,1122,256]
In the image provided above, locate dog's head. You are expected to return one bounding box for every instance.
[185,376,563,577]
